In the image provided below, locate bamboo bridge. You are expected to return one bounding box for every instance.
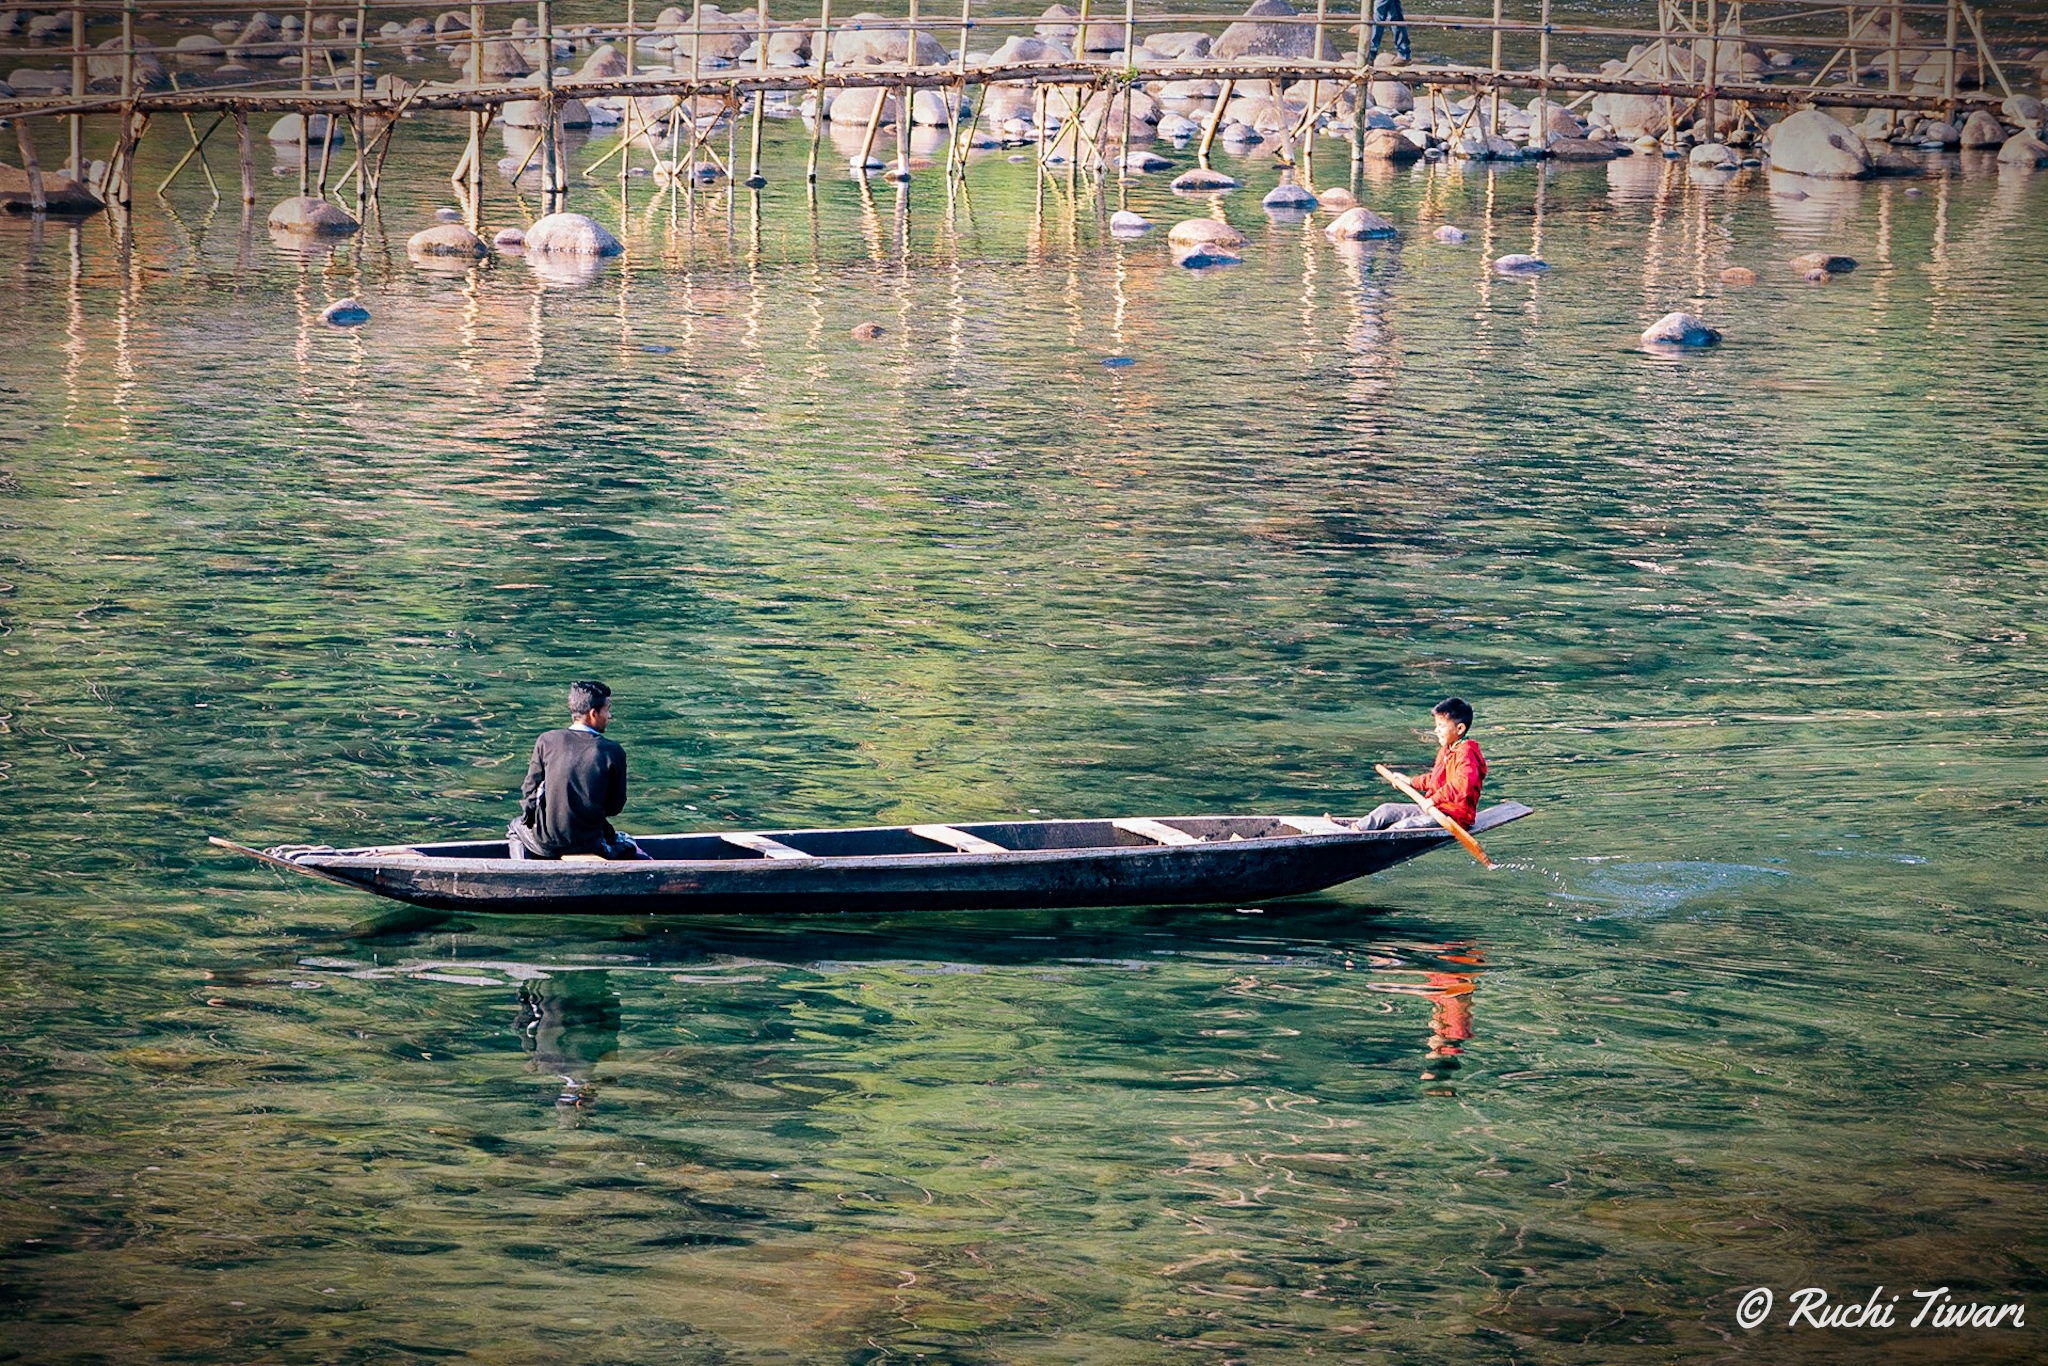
[1,0,2041,224]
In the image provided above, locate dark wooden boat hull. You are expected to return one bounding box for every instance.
[218,806,1532,916]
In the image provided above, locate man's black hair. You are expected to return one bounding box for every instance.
[1432,697,1474,731]
[568,680,612,717]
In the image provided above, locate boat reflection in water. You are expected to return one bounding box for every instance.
[514,972,621,1125]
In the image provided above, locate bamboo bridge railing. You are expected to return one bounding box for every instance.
[0,1,2036,220]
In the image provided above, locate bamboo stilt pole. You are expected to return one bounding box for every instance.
[539,0,559,208]
[1943,0,1958,121]
[745,0,768,185]
[1702,0,1718,139]
[355,0,370,218]
[1197,77,1234,168]
[15,119,47,214]
[855,76,889,171]
[1962,4,2012,100]
[236,107,254,206]
[299,2,313,195]
[806,0,833,181]
[68,4,83,177]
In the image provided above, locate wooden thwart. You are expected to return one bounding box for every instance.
[1113,818,1198,847]
[910,824,1008,855]
[1277,816,1351,836]
[723,832,816,859]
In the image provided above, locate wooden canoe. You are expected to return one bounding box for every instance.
[211,803,1532,916]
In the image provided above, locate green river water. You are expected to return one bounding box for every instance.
[0,108,2044,1364]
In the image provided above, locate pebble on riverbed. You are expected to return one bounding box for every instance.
[320,297,370,326]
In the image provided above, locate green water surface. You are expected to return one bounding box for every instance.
[0,111,2043,1364]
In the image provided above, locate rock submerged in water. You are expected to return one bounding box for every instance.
[1641,311,1721,348]
[1493,253,1548,274]
[1720,266,1758,285]
[1958,110,2008,149]
[1168,218,1249,250]
[1108,209,1152,235]
[1262,181,1317,210]
[408,222,488,258]
[320,297,370,326]
[1170,167,1240,192]
[268,195,359,236]
[494,226,526,249]
[850,321,885,340]
[1997,131,2048,168]
[1789,251,1856,274]
[1433,225,1468,243]
[1315,186,1356,210]
[1324,205,1397,240]
[1174,244,1242,269]
[524,212,622,256]
[1766,108,1873,179]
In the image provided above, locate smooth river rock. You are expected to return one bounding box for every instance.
[524,212,622,256]
[1493,253,1549,273]
[1958,110,2008,148]
[1315,186,1356,210]
[1996,131,2048,168]
[1262,181,1317,210]
[1719,266,1759,285]
[408,222,488,257]
[1108,209,1153,235]
[1432,225,1468,243]
[268,196,359,235]
[1641,311,1721,348]
[1324,205,1397,240]
[494,226,526,249]
[320,297,370,326]
[1766,109,1872,179]
[1789,251,1856,274]
[1168,218,1249,249]
[1170,167,1240,192]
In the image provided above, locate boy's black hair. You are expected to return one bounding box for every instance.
[1432,697,1474,731]
[568,680,612,717]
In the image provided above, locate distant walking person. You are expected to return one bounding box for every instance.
[1367,0,1412,63]
[508,680,650,860]
[1357,698,1486,831]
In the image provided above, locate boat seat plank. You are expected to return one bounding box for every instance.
[722,832,817,860]
[909,824,1008,855]
[1113,817,1199,847]
[1277,816,1351,836]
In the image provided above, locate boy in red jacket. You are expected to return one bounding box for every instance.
[1357,698,1487,831]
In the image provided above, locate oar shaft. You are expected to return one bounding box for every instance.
[1374,764,1494,869]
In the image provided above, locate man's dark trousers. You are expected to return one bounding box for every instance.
[1369,0,1411,61]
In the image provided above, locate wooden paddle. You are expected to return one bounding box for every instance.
[1373,763,1495,870]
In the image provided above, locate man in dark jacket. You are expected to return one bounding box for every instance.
[507,680,650,860]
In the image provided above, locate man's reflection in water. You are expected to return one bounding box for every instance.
[514,972,621,1126]
[1366,942,1486,1094]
